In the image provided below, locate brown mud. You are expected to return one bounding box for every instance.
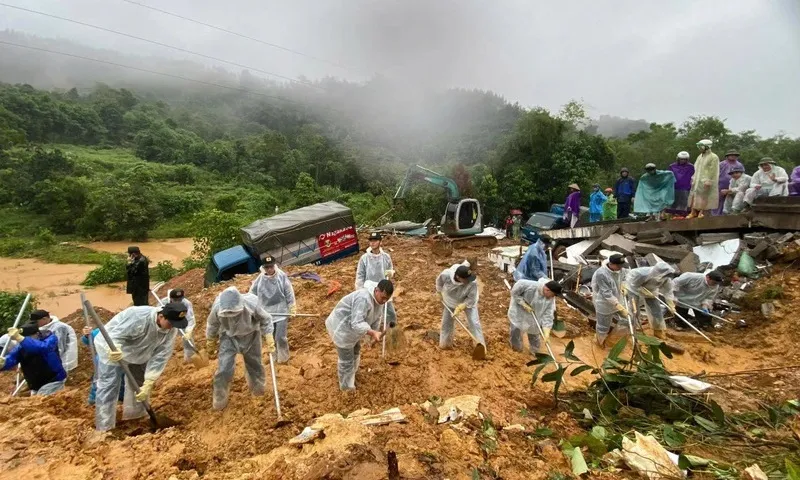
[0,236,798,479]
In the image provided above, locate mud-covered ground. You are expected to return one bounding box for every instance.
[0,236,798,479]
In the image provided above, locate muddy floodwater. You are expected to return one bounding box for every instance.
[1,238,195,318]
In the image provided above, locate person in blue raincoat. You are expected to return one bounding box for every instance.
[589,184,607,222]
[513,238,549,282]
[633,164,676,218]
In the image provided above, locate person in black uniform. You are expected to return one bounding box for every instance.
[126,246,150,306]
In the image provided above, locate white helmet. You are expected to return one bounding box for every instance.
[696,139,713,147]
[677,151,690,159]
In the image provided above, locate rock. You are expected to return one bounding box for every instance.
[743,464,768,480]
[503,424,525,432]
[348,408,370,418]
[440,429,465,459]
[761,302,775,319]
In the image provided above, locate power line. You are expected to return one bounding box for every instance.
[120,0,357,74]
[0,2,324,90]
[0,39,326,109]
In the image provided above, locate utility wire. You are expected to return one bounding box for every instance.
[0,2,324,90]
[120,0,356,74]
[0,39,327,109]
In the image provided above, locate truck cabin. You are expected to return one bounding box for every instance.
[204,245,260,287]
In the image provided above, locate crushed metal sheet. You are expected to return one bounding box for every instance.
[693,239,742,272]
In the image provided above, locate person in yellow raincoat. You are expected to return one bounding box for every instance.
[687,139,720,218]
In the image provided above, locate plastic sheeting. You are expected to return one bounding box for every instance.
[692,239,742,272]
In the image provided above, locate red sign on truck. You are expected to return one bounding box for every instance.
[318,226,358,258]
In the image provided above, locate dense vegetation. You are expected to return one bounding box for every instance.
[1,74,799,248]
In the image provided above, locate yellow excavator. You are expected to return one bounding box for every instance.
[394,165,498,255]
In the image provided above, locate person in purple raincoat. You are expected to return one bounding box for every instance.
[715,149,744,215]
[789,166,800,196]
[666,151,694,216]
[564,184,582,228]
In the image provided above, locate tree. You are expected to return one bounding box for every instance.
[293,172,322,208]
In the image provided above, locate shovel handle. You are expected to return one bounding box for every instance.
[652,296,714,344]
[442,303,483,346]
[268,352,282,418]
[675,301,732,323]
[1,293,31,359]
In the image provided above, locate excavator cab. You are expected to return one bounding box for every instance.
[442,199,483,236]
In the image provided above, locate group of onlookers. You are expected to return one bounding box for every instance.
[574,139,797,222]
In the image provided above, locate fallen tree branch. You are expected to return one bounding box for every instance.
[702,364,800,378]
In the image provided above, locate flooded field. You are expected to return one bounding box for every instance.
[1,238,195,317]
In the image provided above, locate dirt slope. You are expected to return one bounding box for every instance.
[0,236,798,479]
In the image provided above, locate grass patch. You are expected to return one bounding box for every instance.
[0,237,117,264]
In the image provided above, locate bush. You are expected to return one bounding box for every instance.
[190,209,243,259]
[180,256,206,273]
[0,291,35,331]
[82,256,127,286]
[35,227,56,246]
[151,260,178,282]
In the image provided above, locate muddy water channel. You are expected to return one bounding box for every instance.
[1,238,194,317]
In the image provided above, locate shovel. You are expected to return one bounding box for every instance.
[442,303,486,360]
[83,299,178,431]
[1,293,30,359]
[642,289,714,344]
[267,351,292,428]
[149,289,209,368]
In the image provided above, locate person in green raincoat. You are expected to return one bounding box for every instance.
[633,164,676,218]
[602,188,617,220]
[687,139,720,218]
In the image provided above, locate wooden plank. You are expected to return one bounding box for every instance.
[581,225,620,257]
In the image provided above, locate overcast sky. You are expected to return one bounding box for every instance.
[2,0,799,135]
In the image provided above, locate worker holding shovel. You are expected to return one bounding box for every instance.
[93,302,188,431]
[206,287,274,410]
[672,270,723,331]
[591,254,629,347]
[356,232,395,289]
[436,263,485,350]
[249,255,296,364]
[325,280,394,391]
[0,321,67,396]
[623,262,676,340]
[508,279,563,354]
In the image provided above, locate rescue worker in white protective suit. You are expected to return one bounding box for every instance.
[436,263,485,348]
[355,232,395,289]
[622,262,676,339]
[249,255,296,364]
[591,254,628,347]
[206,287,273,410]
[30,309,78,372]
[672,270,723,331]
[93,302,188,431]
[743,157,789,208]
[508,279,563,354]
[325,280,394,391]
[723,165,751,214]
[159,289,196,363]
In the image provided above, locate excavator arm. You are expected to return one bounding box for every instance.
[394,165,461,202]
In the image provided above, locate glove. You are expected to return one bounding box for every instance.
[453,303,467,317]
[641,288,656,298]
[135,379,154,402]
[521,302,533,313]
[615,303,629,318]
[666,300,676,314]
[184,325,194,338]
[700,308,710,314]
[542,328,551,342]
[8,328,22,343]
[108,350,124,363]
[263,334,276,353]
[620,284,628,296]
[289,304,297,317]
[206,338,218,358]
[82,326,92,336]
[0,357,5,369]
[384,269,395,279]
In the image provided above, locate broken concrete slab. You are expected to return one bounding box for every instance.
[581,225,619,257]
[761,302,775,319]
[601,234,636,255]
[698,232,740,244]
[750,240,771,259]
[635,243,692,260]
[636,230,673,245]
[777,232,795,244]
[693,239,743,270]
[672,233,696,247]
[678,252,700,273]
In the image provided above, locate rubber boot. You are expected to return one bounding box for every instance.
[594,333,607,348]
[653,329,667,340]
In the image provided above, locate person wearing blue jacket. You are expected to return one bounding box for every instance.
[614,168,637,219]
[589,184,607,223]
[0,322,67,396]
[81,327,124,404]
[513,238,549,282]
